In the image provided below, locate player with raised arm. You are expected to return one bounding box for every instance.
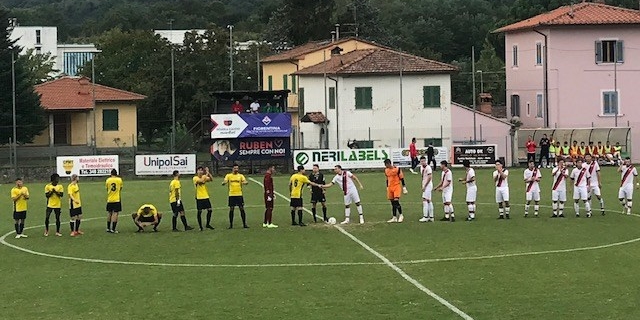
[459,160,477,221]
[105,169,123,233]
[44,173,64,237]
[618,157,638,215]
[493,160,511,219]
[309,164,328,222]
[321,165,365,224]
[263,165,277,228]
[584,154,605,215]
[68,174,83,236]
[570,158,592,217]
[193,166,214,230]
[435,160,455,222]
[11,178,29,238]
[223,164,249,229]
[523,161,542,217]
[289,166,321,226]
[169,170,193,232]
[384,159,408,223]
[419,156,434,222]
[551,159,569,218]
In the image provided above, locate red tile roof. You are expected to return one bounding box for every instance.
[495,2,640,33]
[294,49,458,75]
[301,112,328,124]
[261,37,385,63]
[35,77,146,111]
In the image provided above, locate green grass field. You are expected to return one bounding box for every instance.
[1,166,639,319]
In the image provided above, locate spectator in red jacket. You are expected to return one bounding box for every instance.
[231,101,244,114]
[526,136,537,163]
[409,137,418,174]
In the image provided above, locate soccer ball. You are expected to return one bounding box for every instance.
[328,217,337,225]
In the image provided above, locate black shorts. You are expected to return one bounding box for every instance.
[46,207,61,215]
[228,196,244,207]
[13,211,26,220]
[70,207,82,217]
[311,192,326,203]
[196,198,212,210]
[290,198,303,208]
[138,216,156,223]
[170,202,185,213]
[106,202,122,212]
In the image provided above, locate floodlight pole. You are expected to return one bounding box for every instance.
[11,50,17,173]
[169,19,176,153]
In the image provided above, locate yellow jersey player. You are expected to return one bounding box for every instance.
[11,178,30,239]
[44,173,64,237]
[169,170,194,231]
[132,204,163,232]
[105,169,123,233]
[193,166,214,230]
[289,165,320,226]
[68,174,84,236]
[222,164,249,229]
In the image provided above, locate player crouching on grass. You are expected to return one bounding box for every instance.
[132,204,162,232]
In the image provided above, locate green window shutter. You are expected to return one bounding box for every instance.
[423,138,442,147]
[299,88,305,114]
[595,41,602,64]
[355,87,362,108]
[355,87,372,109]
[365,87,372,108]
[360,140,374,148]
[329,87,336,109]
[616,40,624,63]
[268,75,273,90]
[292,76,297,93]
[423,86,441,108]
[283,75,288,90]
[102,109,119,131]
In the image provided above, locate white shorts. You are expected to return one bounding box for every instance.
[573,186,588,201]
[495,188,510,203]
[422,187,433,201]
[619,185,634,200]
[466,186,477,203]
[552,190,567,202]
[589,185,601,197]
[526,191,541,202]
[344,191,361,205]
[442,189,453,203]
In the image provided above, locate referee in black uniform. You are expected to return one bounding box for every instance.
[309,164,328,222]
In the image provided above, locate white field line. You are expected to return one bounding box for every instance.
[249,178,474,320]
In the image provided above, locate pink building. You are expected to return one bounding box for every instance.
[495,2,640,161]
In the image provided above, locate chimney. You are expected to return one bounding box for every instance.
[335,24,340,40]
[478,93,493,115]
[78,77,91,95]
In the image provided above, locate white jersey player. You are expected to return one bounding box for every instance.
[570,158,592,217]
[322,165,365,224]
[523,161,542,217]
[458,160,477,221]
[618,157,638,215]
[493,160,511,219]
[418,156,434,222]
[584,154,605,215]
[551,159,569,218]
[435,160,454,222]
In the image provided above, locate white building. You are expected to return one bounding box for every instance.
[294,48,457,149]
[154,29,207,45]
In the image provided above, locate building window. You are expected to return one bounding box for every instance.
[299,87,305,114]
[354,87,372,109]
[63,52,93,76]
[512,45,518,67]
[291,75,297,94]
[268,75,273,91]
[103,109,119,131]
[283,75,288,90]
[596,40,624,63]
[329,87,336,109]
[357,140,374,148]
[526,102,530,116]
[535,42,543,65]
[536,94,543,118]
[603,91,618,115]
[35,47,41,54]
[35,29,41,45]
[423,86,441,108]
[424,138,443,147]
[510,94,520,117]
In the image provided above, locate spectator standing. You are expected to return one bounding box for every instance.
[539,134,550,168]
[526,136,537,164]
[231,100,244,114]
[426,142,435,170]
[409,138,418,174]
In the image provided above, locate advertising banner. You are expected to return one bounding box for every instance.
[452,144,498,166]
[210,113,291,139]
[135,154,196,175]
[293,148,390,170]
[56,155,119,177]
[391,147,449,167]
[211,138,291,162]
